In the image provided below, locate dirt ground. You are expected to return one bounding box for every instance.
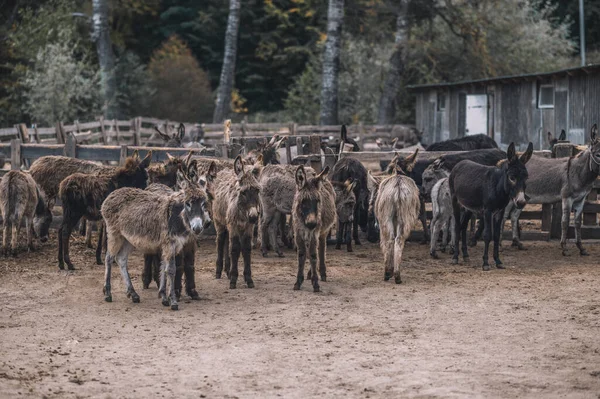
[2,231,600,398]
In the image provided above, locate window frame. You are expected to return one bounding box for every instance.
[538,83,554,109]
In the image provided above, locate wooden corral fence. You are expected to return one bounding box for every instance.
[1,118,420,149]
[0,132,597,241]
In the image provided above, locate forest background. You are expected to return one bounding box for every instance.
[0,0,598,128]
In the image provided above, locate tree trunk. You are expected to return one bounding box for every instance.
[213,0,241,124]
[377,1,408,125]
[319,0,344,126]
[92,0,117,119]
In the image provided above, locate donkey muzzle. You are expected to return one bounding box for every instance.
[190,217,206,234]
[248,207,259,224]
[513,191,527,209]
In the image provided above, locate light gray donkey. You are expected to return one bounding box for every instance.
[429,177,455,259]
[503,124,600,256]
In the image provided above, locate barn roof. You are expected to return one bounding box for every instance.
[408,64,600,91]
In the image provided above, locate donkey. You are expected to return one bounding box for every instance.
[0,171,52,256]
[154,123,185,147]
[101,173,211,310]
[332,179,357,252]
[57,151,152,270]
[429,177,455,259]
[213,156,261,289]
[330,157,369,249]
[292,165,336,292]
[426,134,498,151]
[450,142,533,270]
[502,125,600,255]
[329,125,361,154]
[548,129,567,150]
[247,135,287,165]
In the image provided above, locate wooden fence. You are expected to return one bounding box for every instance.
[1,117,420,149]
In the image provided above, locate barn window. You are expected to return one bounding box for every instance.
[538,84,554,109]
[437,92,447,111]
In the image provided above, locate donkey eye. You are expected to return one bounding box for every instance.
[185,201,192,211]
[508,176,517,185]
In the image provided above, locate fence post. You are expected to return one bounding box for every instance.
[32,124,40,144]
[10,139,21,170]
[56,122,65,144]
[16,124,30,143]
[241,118,247,138]
[285,138,292,164]
[119,145,128,165]
[584,190,598,226]
[309,134,321,172]
[99,116,107,144]
[64,133,76,158]
[114,119,120,143]
[134,117,142,146]
[541,204,552,232]
[296,136,304,155]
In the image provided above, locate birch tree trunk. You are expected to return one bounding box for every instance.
[377,1,408,124]
[319,0,344,126]
[213,0,241,124]
[92,0,117,119]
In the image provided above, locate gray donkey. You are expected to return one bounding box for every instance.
[292,165,336,292]
[0,171,52,256]
[101,171,211,310]
[503,124,600,256]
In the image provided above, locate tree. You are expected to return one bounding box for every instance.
[213,0,241,123]
[92,0,117,118]
[319,0,344,125]
[377,1,408,124]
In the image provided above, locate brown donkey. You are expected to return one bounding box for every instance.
[374,149,421,284]
[213,156,261,289]
[0,171,52,256]
[57,151,152,270]
[101,173,211,310]
[292,165,336,292]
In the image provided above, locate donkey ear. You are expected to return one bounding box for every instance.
[347,180,357,193]
[140,151,152,168]
[275,136,287,149]
[405,148,419,172]
[166,152,175,162]
[154,126,169,141]
[559,129,566,141]
[520,142,534,165]
[131,149,139,160]
[177,123,185,140]
[256,153,264,166]
[317,165,330,180]
[208,161,218,181]
[391,137,398,148]
[591,124,598,142]
[176,169,189,190]
[233,155,244,176]
[507,142,517,162]
[341,125,348,141]
[547,131,554,143]
[183,151,194,167]
[295,166,307,189]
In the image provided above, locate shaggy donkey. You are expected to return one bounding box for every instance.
[374,149,421,284]
[502,125,600,255]
[426,134,498,151]
[450,142,533,270]
[247,135,287,165]
[0,171,52,256]
[330,157,369,249]
[101,173,211,310]
[429,177,455,259]
[57,151,152,270]
[292,165,336,292]
[332,179,357,252]
[213,156,261,289]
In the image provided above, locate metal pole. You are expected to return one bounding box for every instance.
[580,0,586,66]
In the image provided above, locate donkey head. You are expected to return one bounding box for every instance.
[548,129,567,150]
[233,156,261,224]
[333,179,356,224]
[155,123,185,147]
[176,169,212,234]
[340,125,360,152]
[421,158,450,198]
[391,148,419,176]
[295,165,329,230]
[33,186,52,243]
[587,124,600,172]
[148,152,184,187]
[117,150,152,189]
[504,142,533,209]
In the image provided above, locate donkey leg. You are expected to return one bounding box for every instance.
[280,216,291,248]
[294,237,306,290]
[318,233,327,282]
[159,257,169,306]
[85,220,94,249]
[482,210,492,271]
[419,196,429,244]
[346,222,353,252]
[309,237,319,292]
[79,218,86,236]
[167,257,178,310]
[215,229,226,279]
[493,213,504,268]
[174,254,184,301]
[393,235,406,284]
[561,198,573,256]
[449,215,456,255]
[451,200,461,264]
[510,207,525,250]
[335,219,343,250]
[142,254,154,289]
[103,251,115,302]
[382,238,394,280]
[2,220,9,257]
[260,212,273,257]
[429,214,441,259]
[242,233,254,288]
[57,226,64,269]
[95,221,104,265]
[269,212,283,257]
[11,219,19,257]
[573,200,588,256]
[353,206,361,245]
[229,234,241,289]
[26,218,35,252]
[460,211,472,262]
[183,247,199,299]
[116,242,138,303]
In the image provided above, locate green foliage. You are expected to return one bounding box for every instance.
[144,35,214,122]
[22,36,101,125]
[114,51,155,119]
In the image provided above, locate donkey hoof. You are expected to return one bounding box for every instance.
[276,251,284,258]
[313,286,320,293]
[482,264,490,271]
[496,263,505,269]
[562,250,571,257]
[320,275,327,282]
[394,276,402,284]
[261,251,268,258]
[449,247,455,255]
[430,251,439,259]
[384,272,391,281]
[188,289,200,300]
[246,280,255,289]
[131,294,140,303]
[161,298,170,307]
[463,256,470,263]
[229,282,237,289]
[104,295,112,303]
[143,283,150,289]
[580,249,589,256]
[451,258,458,265]
[11,251,18,258]
[215,272,222,279]
[171,304,179,311]
[335,244,341,250]
[293,283,301,291]
[346,247,353,253]
[468,239,477,247]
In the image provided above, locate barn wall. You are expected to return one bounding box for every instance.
[554,77,569,141]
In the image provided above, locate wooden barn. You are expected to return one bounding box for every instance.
[409,64,600,150]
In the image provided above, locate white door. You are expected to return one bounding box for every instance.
[466,95,488,136]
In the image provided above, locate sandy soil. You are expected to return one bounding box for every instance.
[1,231,600,398]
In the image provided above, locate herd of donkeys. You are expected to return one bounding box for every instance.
[0,124,598,310]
